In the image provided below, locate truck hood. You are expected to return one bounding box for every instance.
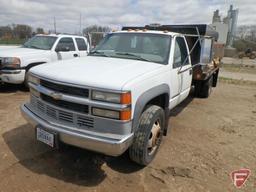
[0,47,48,57]
[31,56,163,90]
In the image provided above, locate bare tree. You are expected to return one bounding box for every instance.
[13,24,32,39]
[83,25,111,47]
[36,27,45,34]
[0,26,12,39]
[234,25,256,51]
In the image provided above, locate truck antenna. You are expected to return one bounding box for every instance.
[79,13,82,35]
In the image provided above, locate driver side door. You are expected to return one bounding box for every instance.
[169,36,192,109]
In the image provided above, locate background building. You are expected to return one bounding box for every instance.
[210,5,239,47]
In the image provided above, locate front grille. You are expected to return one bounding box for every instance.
[41,93,89,114]
[40,79,89,98]
[31,96,94,129]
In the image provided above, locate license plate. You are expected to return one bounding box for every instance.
[36,127,55,147]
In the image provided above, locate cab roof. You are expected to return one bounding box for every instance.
[113,30,179,36]
[36,34,86,38]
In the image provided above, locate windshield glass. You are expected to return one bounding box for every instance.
[90,33,172,64]
[23,36,57,50]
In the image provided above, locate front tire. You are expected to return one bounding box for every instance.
[129,105,165,166]
[23,72,30,90]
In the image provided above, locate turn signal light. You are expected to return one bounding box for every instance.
[121,92,131,105]
[120,110,131,121]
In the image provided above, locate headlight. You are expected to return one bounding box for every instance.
[92,108,131,120]
[1,57,21,68]
[92,90,131,104]
[28,74,40,85]
[92,108,120,119]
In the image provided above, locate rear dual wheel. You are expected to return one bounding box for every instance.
[194,76,213,98]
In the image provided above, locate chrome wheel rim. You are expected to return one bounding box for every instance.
[147,119,161,155]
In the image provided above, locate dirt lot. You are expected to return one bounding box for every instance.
[0,80,256,192]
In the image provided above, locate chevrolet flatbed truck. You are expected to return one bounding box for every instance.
[21,24,220,165]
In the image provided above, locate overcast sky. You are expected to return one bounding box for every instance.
[0,0,255,33]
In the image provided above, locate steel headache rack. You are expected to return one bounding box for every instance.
[122,24,218,41]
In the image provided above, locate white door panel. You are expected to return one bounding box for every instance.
[57,51,79,60]
[179,66,193,102]
[75,37,89,57]
[55,37,79,60]
[169,36,192,109]
[169,68,182,109]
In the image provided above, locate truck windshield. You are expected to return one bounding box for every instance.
[22,36,57,50]
[90,33,172,64]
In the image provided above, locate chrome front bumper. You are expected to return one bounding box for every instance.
[21,104,134,156]
[0,69,26,84]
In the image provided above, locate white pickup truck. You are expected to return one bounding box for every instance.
[0,34,89,85]
[21,25,220,165]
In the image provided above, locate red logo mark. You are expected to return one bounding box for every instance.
[231,169,251,188]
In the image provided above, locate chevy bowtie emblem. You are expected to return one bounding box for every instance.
[50,92,62,100]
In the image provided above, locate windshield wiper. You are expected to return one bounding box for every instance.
[114,52,151,62]
[89,50,110,57]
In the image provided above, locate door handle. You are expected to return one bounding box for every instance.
[73,54,78,57]
[189,69,193,75]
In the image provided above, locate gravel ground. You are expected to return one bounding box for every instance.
[0,81,256,192]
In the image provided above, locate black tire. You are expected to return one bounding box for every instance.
[249,53,256,59]
[194,76,213,98]
[129,105,165,166]
[238,53,244,59]
[193,81,202,97]
[23,72,30,90]
[200,76,213,98]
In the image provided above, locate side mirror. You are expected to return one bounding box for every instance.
[56,46,70,52]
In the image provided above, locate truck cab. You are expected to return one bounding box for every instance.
[0,34,89,85]
[21,25,219,165]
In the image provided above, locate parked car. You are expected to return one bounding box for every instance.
[0,34,89,86]
[21,24,220,165]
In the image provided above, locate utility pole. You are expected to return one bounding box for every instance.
[54,16,56,34]
[79,13,82,35]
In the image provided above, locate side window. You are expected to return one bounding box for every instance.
[56,38,75,51]
[173,41,182,68]
[173,37,189,68]
[75,38,87,51]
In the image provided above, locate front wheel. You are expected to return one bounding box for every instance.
[129,105,165,166]
[23,72,30,89]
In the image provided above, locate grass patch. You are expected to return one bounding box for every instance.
[0,39,24,45]
[219,77,256,86]
[221,63,256,75]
